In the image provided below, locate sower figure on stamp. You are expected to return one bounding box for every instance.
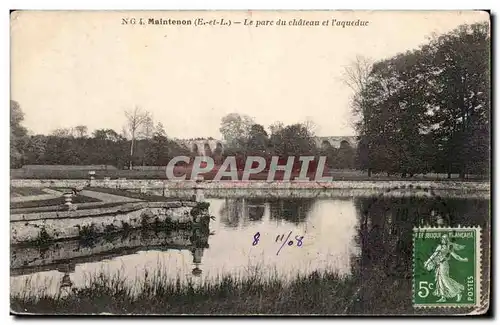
[424,234,468,303]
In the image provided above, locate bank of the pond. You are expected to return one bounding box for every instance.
[11,179,490,192]
[10,201,211,245]
[12,263,456,315]
[11,269,363,315]
[11,228,209,276]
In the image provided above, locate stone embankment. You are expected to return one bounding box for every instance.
[11,179,490,190]
[10,179,490,200]
[11,228,208,276]
[11,201,210,245]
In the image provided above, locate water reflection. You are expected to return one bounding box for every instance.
[269,199,314,224]
[218,198,315,228]
[11,194,489,314]
[349,197,489,313]
[190,227,210,277]
[56,263,75,297]
[354,197,489,275]
[248,203,265,222]
[11,227,212,297]
[191,248,204,277]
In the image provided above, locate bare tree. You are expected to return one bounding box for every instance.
[51,128,74,138]
[125,106,151,169]
[121,126,129,139]
[74,125,88,138]
[303,117,319,137]
[138,115,155,140]
[341,55,373,176]
[268,121,284,135]
[342,55,372,92]
[341,55,373,119]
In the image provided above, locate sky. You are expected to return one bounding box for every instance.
[11,10,489,139]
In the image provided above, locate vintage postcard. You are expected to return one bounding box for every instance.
[10,10,491,316]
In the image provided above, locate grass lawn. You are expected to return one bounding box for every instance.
[10,187,179,214]
[10,202,130,215]
[88,187,179,202]
[10,187,47,197]
[9,261,425,315]
[10,168,488,181]
[11,269,360,315]
[10,195,101,210]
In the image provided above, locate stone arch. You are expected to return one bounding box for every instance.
[340,140,352,149]
[192,143,199,155]
[215,142,224,154]
[204,142,212,156]
[321,140,333,150]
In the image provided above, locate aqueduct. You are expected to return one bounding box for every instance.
[177,136,357,156]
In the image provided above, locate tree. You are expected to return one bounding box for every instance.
[350,22,490,178]
[93,129,125,142]
[269,123,316,158]
[337,141,355,169]
[10,100,28,167]
[268,121,284,135]
[246,124,269,154]
[342,55,373,96]
[74,125,88,138]
[51,128,74,138]
[219,113,255,149]
[426,22,490,178]
[124,106,152,169]
[138,115,155,140]
[84,129,128,167]
[355,50,433,176]
[10,100,27,136]
[342,56,373,126]
[154,122,167,138]
[342,56,373,175]
[144,122,168,165]
[23,135,47,164]
[303,117,319,137]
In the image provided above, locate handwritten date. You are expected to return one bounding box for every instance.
[252,231,304,255]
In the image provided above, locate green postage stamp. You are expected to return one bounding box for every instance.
[413,226,481,308]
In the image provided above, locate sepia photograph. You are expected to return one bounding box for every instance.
[9,10,491,316]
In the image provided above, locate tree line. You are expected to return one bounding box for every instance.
[347,22,490,178]
[10,101,356,171]
[10,103,191,169]
[10,103,355,170]
[217,113,355,170]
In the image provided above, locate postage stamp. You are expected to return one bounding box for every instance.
[413,227,482,308]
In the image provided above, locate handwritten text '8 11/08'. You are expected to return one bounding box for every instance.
[252,231,304,255]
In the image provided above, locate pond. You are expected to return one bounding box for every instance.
[10,191,490,314]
